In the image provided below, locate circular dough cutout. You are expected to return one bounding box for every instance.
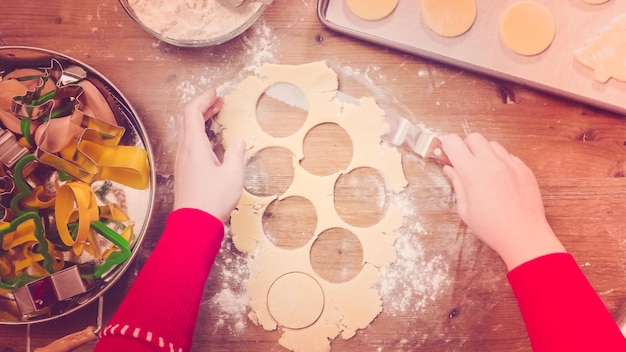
[267,272,325,329]
[346,0,399,21]
[500,1,556,56]
[582,0,609,4]
[421,0,477,38]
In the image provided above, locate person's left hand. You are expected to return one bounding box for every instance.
[174,88,246,222]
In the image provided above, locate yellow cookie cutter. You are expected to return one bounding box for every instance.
[55,181,132,278]
[37,117,150,190]
[55,182,100,256]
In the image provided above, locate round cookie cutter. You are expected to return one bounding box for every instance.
[0,46,155,325]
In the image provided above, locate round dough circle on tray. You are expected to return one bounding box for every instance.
[500,1,556,56]
[421,0,477,38]
[346,0,399,21]
[267,272,325,330]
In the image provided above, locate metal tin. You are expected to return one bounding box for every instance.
[0,46,155,324]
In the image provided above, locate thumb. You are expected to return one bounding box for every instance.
[222,138,247,172]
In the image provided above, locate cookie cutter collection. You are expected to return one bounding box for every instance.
[0,52,152,322]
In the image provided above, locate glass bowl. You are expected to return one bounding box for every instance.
[119,0,266,47]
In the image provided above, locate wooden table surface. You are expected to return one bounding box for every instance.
[2,1,626,351]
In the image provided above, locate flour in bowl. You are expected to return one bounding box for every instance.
[127,0,263,42]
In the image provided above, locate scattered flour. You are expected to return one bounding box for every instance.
[239,22,278,75]
[377,191,450,314]
[378,231,450,314]
[205,237,252,334]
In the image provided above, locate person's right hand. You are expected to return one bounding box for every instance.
[442,133,566,270]
[174,89,246,222]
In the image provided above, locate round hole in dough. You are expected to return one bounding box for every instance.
[301,122,353,176]
[244,147,295,196]
[310,227,364,283]
[500,1,556,56]
[257,83,309,138]
[582,0,609,4]
[345,0,399,21]
[267,272,325,329]
[335,167,387,228]
[421,0,477,38]
[263,196,317,250]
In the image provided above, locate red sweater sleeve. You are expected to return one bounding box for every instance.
[95,208,224,352]
[507,252,626,351]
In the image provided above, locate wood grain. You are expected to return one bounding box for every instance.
[0,1,625,351]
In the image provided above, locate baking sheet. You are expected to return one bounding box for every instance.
[318,0,626,115]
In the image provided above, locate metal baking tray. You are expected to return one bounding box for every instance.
[317,0,626,115]
[0,46,155,324]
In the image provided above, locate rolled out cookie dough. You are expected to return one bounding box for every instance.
[217,61,407,352]
[574,13,626,83]
[345,0,399,21]
[500,1,555,56]
[421,0,477,38]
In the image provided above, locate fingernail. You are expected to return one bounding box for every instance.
[234,138,246,152]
